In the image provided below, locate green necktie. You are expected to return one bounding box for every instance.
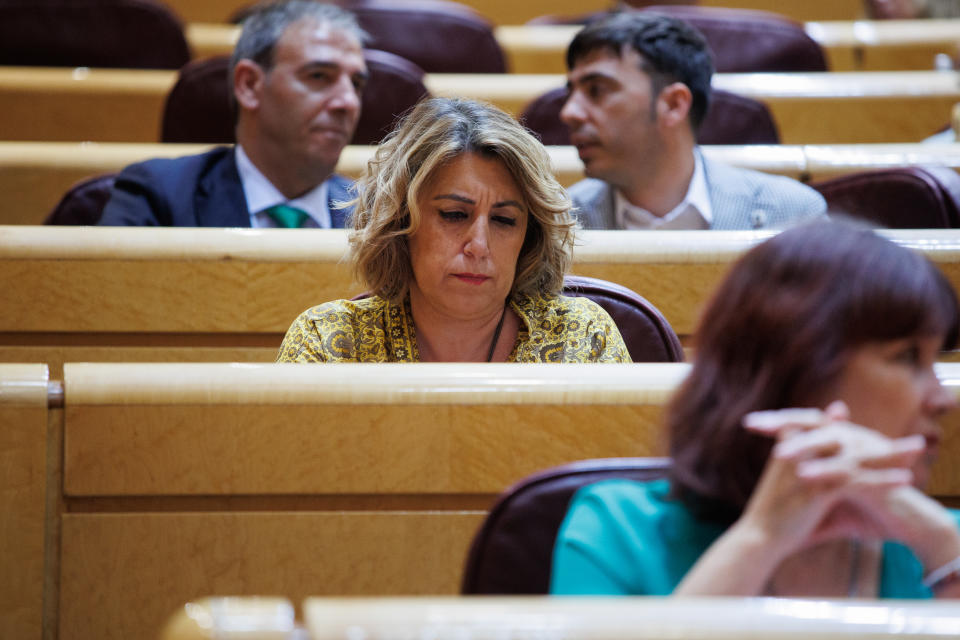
[264,204,309,228]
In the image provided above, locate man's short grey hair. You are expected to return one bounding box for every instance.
[230,1,367,76]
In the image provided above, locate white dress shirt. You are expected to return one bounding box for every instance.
[235,145,332,229]
[614,153,713,230]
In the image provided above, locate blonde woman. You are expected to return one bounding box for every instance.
[278,97,629,363]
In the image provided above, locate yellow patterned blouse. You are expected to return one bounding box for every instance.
[276,293,631,363]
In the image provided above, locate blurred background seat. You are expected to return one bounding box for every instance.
[161,49,429,145]
[529,5,828,73]
[462,457,673,594]
[812,166,960,228]
[520,87,780,146]
[231,0,506,73]
[0,0,190,69]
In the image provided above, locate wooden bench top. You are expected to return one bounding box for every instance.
[0,141,816,225]
[187,19,960,73]
[10,140,960,225]
[5,227,960,339]
[0,66,955,144]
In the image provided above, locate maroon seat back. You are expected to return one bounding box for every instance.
[812,167,960,228]
[0,0,190,69]
[530,6,827,73]
[561,275,683,362]
[461,458,672,594]
[161,50,429,145]
[344,0,506,73]
[44,173,117,225]
[521,87,779,146]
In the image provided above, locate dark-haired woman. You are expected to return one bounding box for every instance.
[551,221,960,598]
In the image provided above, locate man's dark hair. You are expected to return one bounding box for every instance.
[566,11,714,131]
[230,0,366,77]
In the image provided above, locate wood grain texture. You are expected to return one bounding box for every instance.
[60,512,485,640]
[0,364,48,640]
[58,361,960,497]
[0,142,806,225]
[303,596,960,640]
[1,66,955,144]
[4,228,960,347]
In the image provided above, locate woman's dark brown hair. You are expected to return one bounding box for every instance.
[668,221,959,522]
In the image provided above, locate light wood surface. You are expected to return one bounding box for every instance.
[304,596,960,640]
[187,19,960,73]
[60,512,484,640]
[1,67,956,144]
[61,363,677,496]
[15,140,960,226]
[15,140,960,227]
[42,360,960,640]
[0,364,48,640]
[0,142,808,225]
[6,228,960,372]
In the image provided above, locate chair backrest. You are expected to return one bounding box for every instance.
[561,275,683,362]
[529,6,827,73]
[344,0,506,73]
[811,166,960,228]
[461,457,672,594]
[161,51,429,145]
[521,87,779,146]
[0,0,190,69]
[44,173,118,225]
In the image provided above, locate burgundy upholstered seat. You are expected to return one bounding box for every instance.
[521,87,779,146]
[529,6,827,73]
[812,166,960,228]
[44,173,117,225]
[161,50,429,146]
[561,275,683,363]
[461,457,672,594]
[0,0,190,69]
[345,0,506,73]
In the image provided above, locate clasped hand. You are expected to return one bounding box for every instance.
[741,401,956,568]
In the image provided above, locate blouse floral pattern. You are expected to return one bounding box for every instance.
[276,293,631,363]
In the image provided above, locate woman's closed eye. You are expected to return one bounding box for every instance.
[492,214,518,227]
[439,209,468,221]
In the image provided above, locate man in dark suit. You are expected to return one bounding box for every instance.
[99,0,368,228]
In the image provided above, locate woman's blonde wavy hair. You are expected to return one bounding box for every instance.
[349,97,576,302]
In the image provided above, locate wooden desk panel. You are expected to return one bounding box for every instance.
[0,364,49,640]
[4,228,960,353]
[49,359,960,640]
[0,142,808,225]
[1,67,956,144]
[189,20,960,74]
[60,512,485,640]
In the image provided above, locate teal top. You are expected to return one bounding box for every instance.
[550,479,957,598]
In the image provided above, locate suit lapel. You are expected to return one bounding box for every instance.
[195,148,251,227]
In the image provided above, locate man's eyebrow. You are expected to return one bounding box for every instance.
[571,71,616,86]
[432,194,524,210]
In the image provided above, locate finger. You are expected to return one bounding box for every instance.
[743,408,825,436]
[773,427,845,460]
[860,435,926,469]
[823,400,850,422]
